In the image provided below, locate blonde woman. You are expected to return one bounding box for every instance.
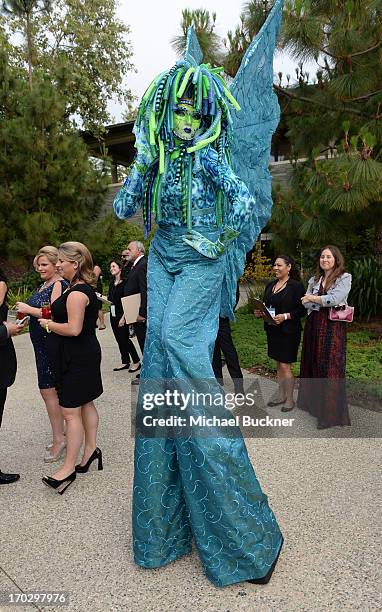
[16,246,67,462]
[39,242,103,494]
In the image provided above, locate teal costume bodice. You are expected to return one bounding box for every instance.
[114,146,259,321]
[113,146,257,233]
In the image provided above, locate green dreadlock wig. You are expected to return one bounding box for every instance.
[134,49,240,234]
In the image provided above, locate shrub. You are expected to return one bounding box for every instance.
[7,285,33,309]
[349,258,382,321]
[241,241,273,284]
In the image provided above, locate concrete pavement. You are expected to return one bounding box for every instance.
[0,318,381,611]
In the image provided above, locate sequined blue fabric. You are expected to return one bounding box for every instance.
[113,147,254,233]
[221,0,284,318]
[132,226,283,586]
[27,281,68,389]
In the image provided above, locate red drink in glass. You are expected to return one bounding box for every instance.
[17,311,25,320]
[41,304,51,319]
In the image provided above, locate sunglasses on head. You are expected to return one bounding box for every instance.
[174,107,202,121]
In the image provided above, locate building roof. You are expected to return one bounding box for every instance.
[81,121,136,166]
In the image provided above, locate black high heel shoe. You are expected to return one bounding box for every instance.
[281,402,295,412]
[75,448,103,473]
[247,536,284,584]
[42,471,76,495]
[267,398,286,407]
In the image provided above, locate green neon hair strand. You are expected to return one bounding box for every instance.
[177,67,195,99]
[158,138,165,174]
[149,111,156,145]
[186,119,221,153]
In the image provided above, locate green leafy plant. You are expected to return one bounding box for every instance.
[7,286,33,309]
[349,258,382,321]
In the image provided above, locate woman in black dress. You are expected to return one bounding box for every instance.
[255,256,305,411]
[108,260,140,372]
[39,242,103,494]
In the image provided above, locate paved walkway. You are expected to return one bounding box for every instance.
[0,320,381,611]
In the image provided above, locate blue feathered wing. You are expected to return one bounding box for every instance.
[220,0,284,318]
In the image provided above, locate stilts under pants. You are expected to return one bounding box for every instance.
[133,227,283,587]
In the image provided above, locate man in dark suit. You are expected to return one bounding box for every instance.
[123,241,147,383]
[120,248,132,282]
[0,320,23,484]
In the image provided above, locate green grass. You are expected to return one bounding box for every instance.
[232,307,382,384]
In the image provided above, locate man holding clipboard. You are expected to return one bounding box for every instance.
[121,241,147,382]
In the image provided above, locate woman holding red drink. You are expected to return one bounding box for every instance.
[39,241,103,495]
[16,246,68,462]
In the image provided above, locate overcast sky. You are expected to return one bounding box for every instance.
[110,0,303,121]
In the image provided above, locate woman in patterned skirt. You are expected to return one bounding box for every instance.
[16,246,68,461]
[298,245,352,429]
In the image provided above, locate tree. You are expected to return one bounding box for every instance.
[2,0,51,88]
[171,3,274,77]
[275,0,382,263]
[2,0,134,130]
[224,1,275,76]
[171,2,382,266]
[171,9,223,66]
[0,45,108,263]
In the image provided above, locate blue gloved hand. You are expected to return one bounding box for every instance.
[123,127,156,190]
[182,226,240,259]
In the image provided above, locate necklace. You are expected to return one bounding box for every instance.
[272,278,288,294]
[40,276,61,292]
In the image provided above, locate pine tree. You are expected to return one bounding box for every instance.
[275,0,382,263]
[171,9,223,67]
[172,1,382,264]
[2,0,51,88]
[0,43,107,263]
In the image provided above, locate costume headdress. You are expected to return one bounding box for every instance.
[135,29,241,234]
[134,0,284,240]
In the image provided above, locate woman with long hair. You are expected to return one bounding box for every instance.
[108,260,140,372]
[298,245,352,429]
[39,242,103,494]
[256,255,305,411]
[16,246,67,462]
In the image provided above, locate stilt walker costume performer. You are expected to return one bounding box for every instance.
[114,0,284,587]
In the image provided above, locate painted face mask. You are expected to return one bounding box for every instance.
[173,103,202,141]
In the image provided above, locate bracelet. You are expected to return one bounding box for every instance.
[284,313,288,321]
[45,323,51,334]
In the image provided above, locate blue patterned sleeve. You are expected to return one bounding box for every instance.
[182,148,259,260]
[113,127,154,220]
[201,148,259,237]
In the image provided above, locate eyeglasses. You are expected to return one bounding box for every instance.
[121,254,128,258]
[174,107,202,121]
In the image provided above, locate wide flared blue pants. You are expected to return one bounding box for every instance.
[132,226,283,587]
